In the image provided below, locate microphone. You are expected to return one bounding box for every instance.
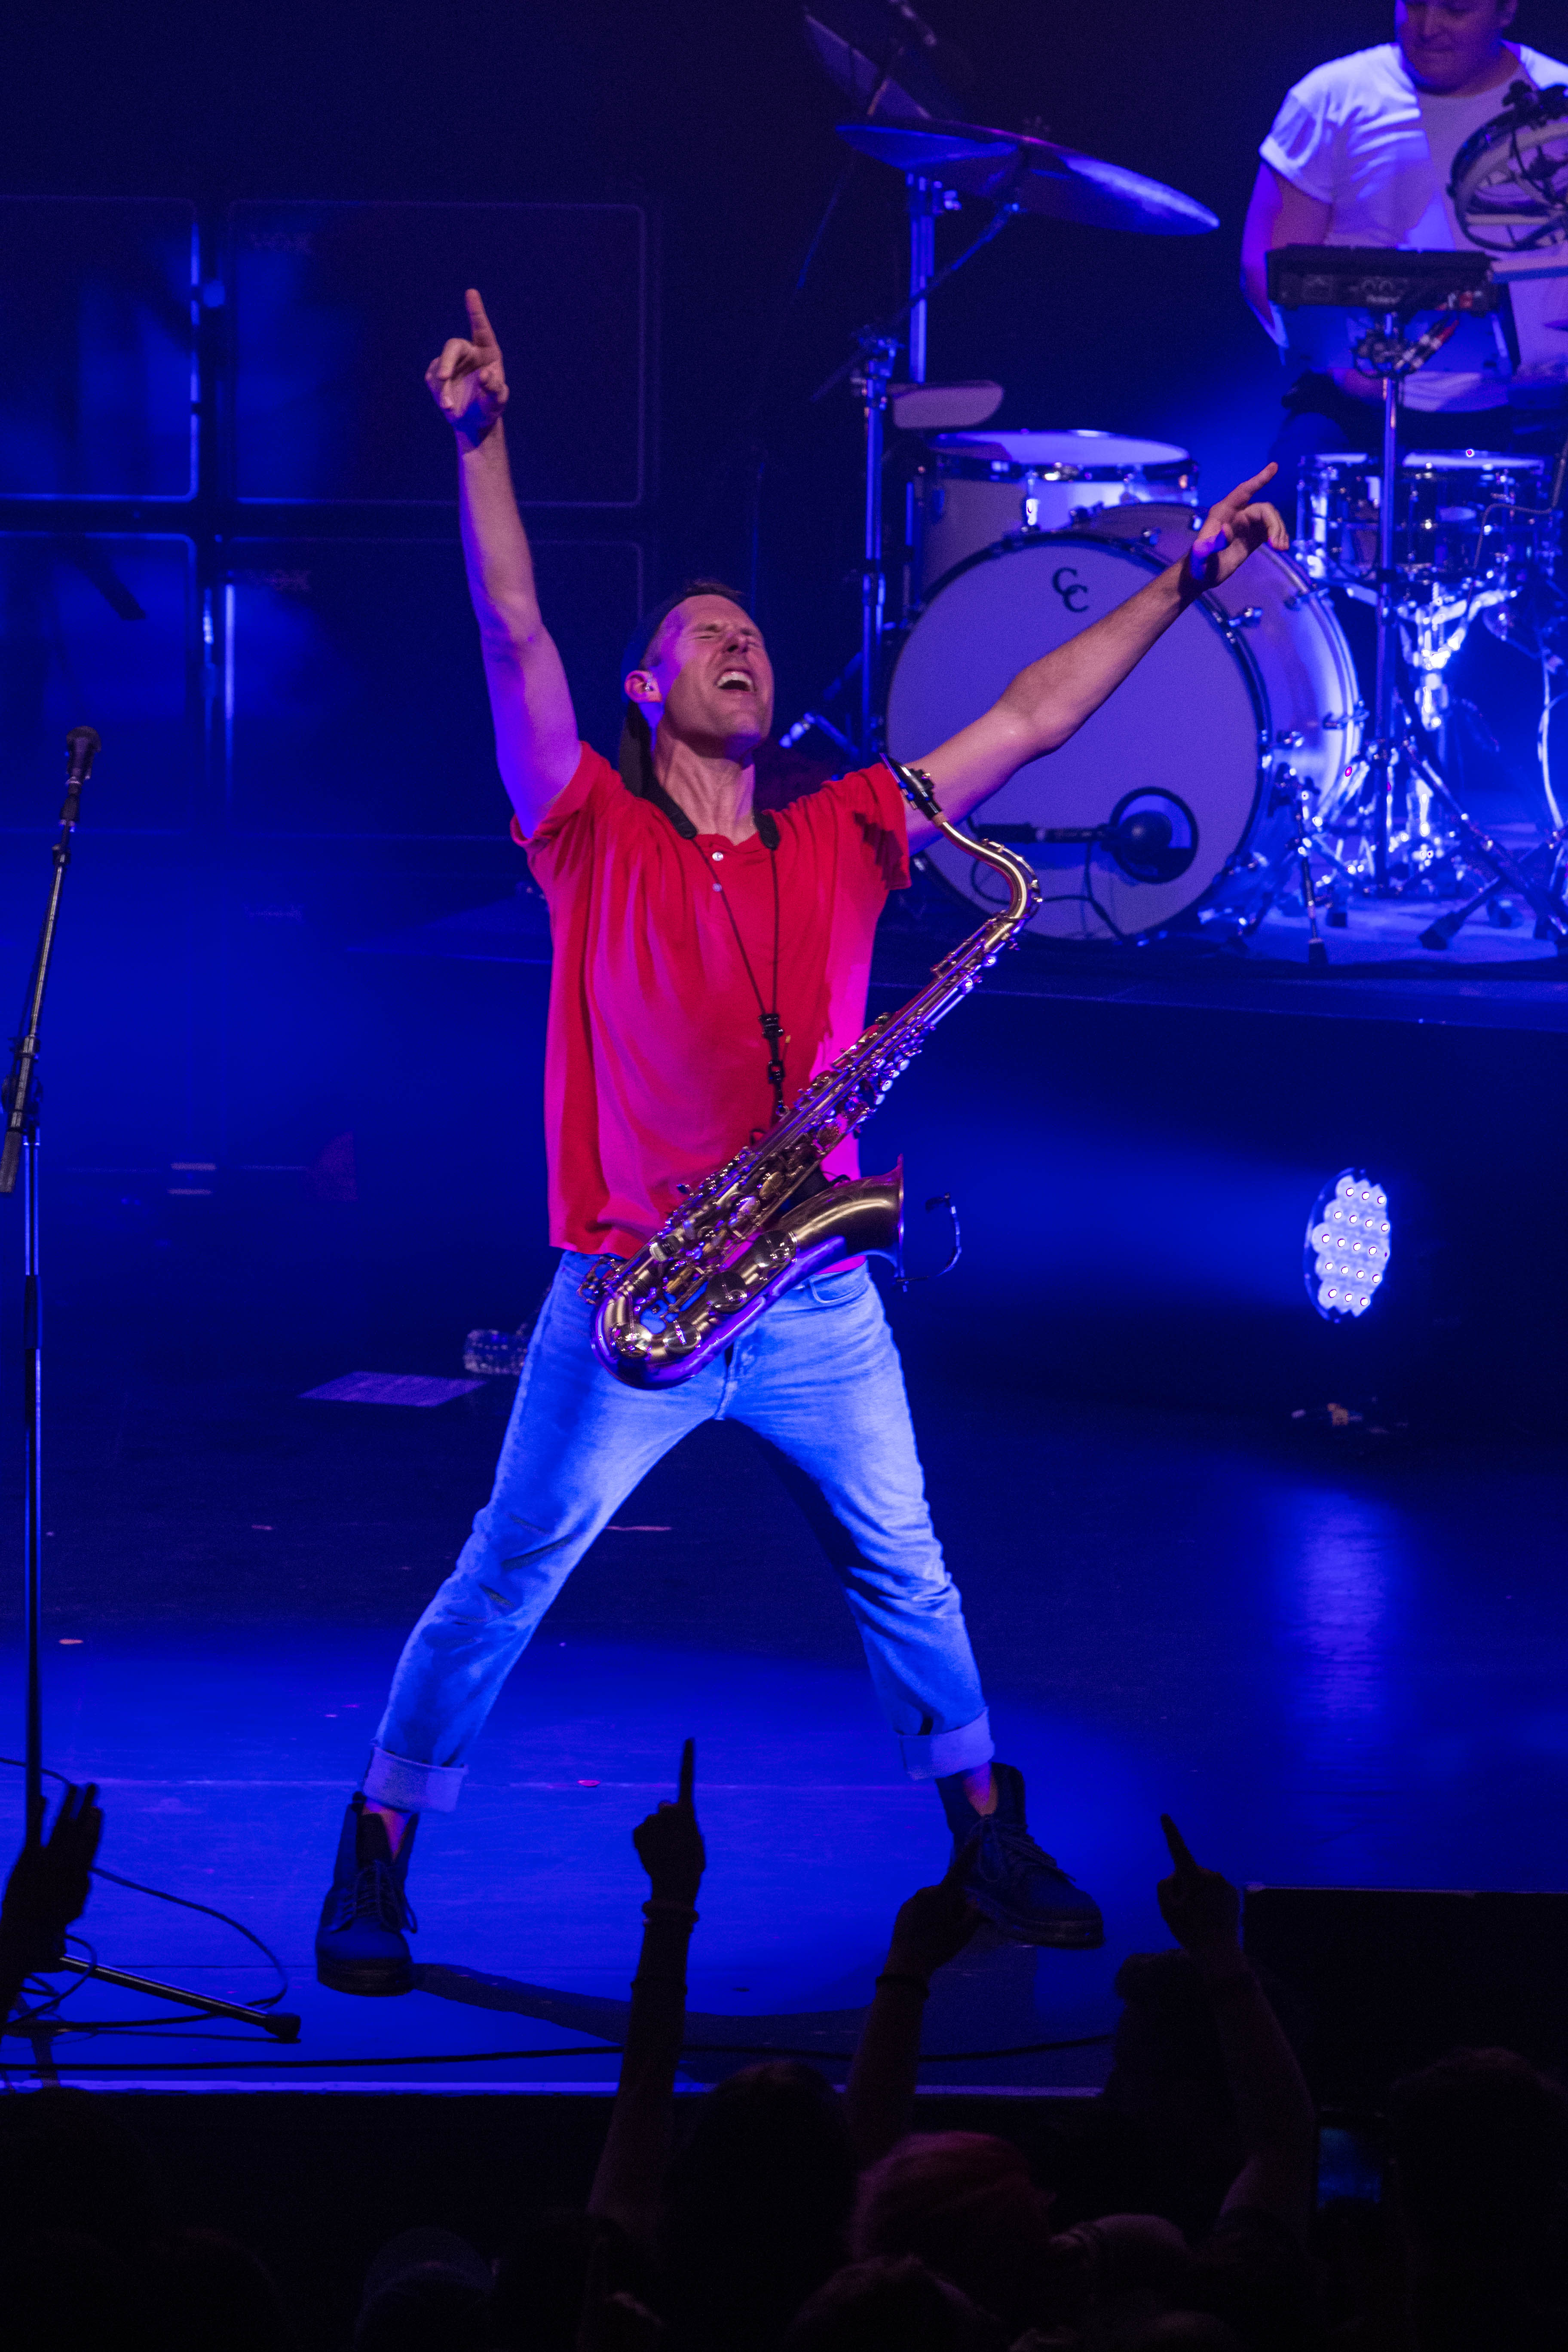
[978,791,1198,886]
[61,724,100,823]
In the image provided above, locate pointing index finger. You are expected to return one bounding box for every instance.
[1160,1813,1200,1875]
[466,287,496,345]
[1220,462,1278,513]
[678,1738,695,1810]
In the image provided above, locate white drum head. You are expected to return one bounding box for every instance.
[886,534,1264,939]
[931,429,1192,473]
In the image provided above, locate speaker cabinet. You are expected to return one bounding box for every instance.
[1244,1886,1568,2107]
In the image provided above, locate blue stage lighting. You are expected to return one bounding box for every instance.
[1305,1170,1391,1321]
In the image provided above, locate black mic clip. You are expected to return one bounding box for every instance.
[61,725,101,827]
[978,791,1200,887]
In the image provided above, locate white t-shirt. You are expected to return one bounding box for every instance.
[1260,41,1568,410]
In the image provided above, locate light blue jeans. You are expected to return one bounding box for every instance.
[366,1252,993,1811]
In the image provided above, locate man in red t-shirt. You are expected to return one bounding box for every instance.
[317,291,1286,1996]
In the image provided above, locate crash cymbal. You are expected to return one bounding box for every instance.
[834,121,1018,184]
[1014,136,1219,236]
[803,0,971,126]
[836,118,1218,236]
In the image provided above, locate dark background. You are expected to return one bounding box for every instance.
[15,0,1563,699]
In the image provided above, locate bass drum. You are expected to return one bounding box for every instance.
[884,504,1364,942]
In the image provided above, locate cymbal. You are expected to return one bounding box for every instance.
[836,119,1219,237]
[803,0,972,126]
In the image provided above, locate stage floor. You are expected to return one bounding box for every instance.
[3,1352,1564,2095]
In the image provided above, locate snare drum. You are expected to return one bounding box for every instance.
[916,430,1199,594]
[886,504,1363,943]
[1297,448,1548,586]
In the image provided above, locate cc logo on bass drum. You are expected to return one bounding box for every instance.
[1051,566,1090,613]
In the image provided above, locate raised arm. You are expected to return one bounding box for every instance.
[845,1844,981,2168]
[1240,161,1332,335]
[426,288,582,834]
[903,469,1289,851]
[587,1742,705,2255]
[1157,1815,1315,2245]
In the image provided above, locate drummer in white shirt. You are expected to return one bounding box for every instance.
[1241,1,1568,515]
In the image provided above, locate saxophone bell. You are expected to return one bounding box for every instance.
[590,1162,905,1388]
[590,761,1037,1388]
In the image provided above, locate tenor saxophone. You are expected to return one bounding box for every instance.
[587,761,1040,1387]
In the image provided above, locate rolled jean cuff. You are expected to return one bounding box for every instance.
[898,1710,994,1782]
[364,1745,466,1814]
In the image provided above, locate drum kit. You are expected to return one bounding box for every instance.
[786,9,1568,959]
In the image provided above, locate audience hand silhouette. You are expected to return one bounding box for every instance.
[1156,1813,1241,1958]
[631,1740,705,1907]
[884,1834,984,1982]
[1,1781,103,1975]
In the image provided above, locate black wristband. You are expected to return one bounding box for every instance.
[642,1898,699,1923]
[875,1970,931,1998]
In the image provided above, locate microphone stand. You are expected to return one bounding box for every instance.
[1,727,299,2044]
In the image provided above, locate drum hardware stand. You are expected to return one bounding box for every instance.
[848,334,899,756]
[806,196,1022,757]
[1270,248,1568,943]
[0,728,300,2045]
[1260,762,1362,954]
[1404,580,1510,736]
[1331,310,1454,896]
[1274,777,1340,968]
[1307,326,1568,943]
[1418,812,1568,948]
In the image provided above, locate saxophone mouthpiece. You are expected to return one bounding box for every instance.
[888,760,943,823]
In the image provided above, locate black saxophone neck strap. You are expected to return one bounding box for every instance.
[619,708,786,1112]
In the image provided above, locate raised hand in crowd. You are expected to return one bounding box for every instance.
[424,285,509,443]
[846,1838,983,2167]
[632,1736,706,1909]
[1156,1811,1243,1959]
[0,1780,103,2018]
[588,1742,705,2256]
[1157,1814,1315,2245]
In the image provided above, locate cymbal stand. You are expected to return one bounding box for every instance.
[852,334,898,754]
[906,174,939,385]
[803,197,1021,760]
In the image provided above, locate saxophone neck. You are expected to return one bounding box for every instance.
[888,759,1041,934]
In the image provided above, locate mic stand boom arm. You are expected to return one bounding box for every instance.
[0,726,96,1197]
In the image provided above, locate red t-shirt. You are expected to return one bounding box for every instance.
[517,746,910,1257]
